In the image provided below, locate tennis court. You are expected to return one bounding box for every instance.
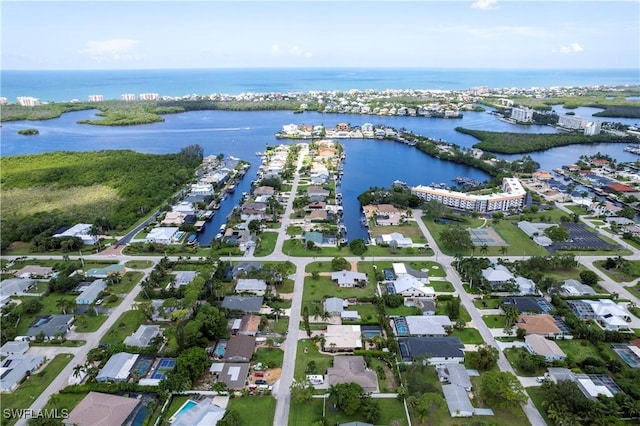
[468,227,507,246]
[150,358,176,380]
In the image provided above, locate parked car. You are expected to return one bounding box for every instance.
[255,379,267,385]
[536,376,546,383]
[254,372,265,377]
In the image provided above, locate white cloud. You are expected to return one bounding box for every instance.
[270,44,312,59]
[78,39,139,60]
[271,44,282,54]
[471,0,498,10]
[553,43,585,54]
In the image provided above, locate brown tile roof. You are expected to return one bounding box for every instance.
[65,392,139,426]
[223,335,256,362]
[516,314,561,335]
[240,314,261,335]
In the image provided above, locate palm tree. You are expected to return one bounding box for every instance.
[500,246,508,256]
[480,244,489,255]
[56,298,74,315]
[272,305,285,322]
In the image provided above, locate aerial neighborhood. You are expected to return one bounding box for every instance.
[4,111,640,426]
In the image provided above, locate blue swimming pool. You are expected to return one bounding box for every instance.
[395,318,409,336]
[215,340,227,358]
[171,400,197,422]
[175,231,185,240]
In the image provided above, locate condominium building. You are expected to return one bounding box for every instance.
[510,106,534,123]
[121,93,136,101]
[88,94,104,102]
[583,121,601,136]
[558,115,587,130]
[411,177,526,213]
[17,96,41,106]
[0,97,8,105]
[139,93,159,101]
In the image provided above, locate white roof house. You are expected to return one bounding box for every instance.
[585,299,631,330]
[0,278,35,297]
[123,325,161,348]
[482,265,514,284]
[172,398,225,426]
[0,341,29,357]
[331,271,367,288]
[174,271,197,288]
[404,315,452,336]
[96,352,138,383]
[75,279,106,305]
[0,354,46,392]
[376,233,413,248]
[53,223,97,245]
[392,275,435,298]
[525,334,566,361]
[235,279,267,295]
[442,384,474,417]
[562,279,596,296]
[515,276,536,295]
[146,227,179,244]
[324,297,347,315]
[324,325,362,352]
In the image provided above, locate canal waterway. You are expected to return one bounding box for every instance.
[1,106,638,243]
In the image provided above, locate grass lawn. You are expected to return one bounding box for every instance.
[289,397,407,426]
[555,339,604,363]
[1,354,73,426]
[252,347,284,368]
[124,260,154,269]
[303,276,375,309]
[482,314,506,329]
[294,340,333,381]
[359,260,445,277]
[15,293,78,335]
[387,305,423,316]
[228,396,276,426]
[109,271,143,293]
[451,328,484,344]
[283,239,424,258]
[306,261,340,273]
[73,313,108,332]
[526,386,553,426]
[100,310,145,345]
[41,392,86,417]
[431,281,454,292]
[436,301,471,322]
[262,318,289,335]
[164,395,190,422]
[594,260,640,282]
[473,297,502,309]
[279,278,295,293]
[469,376,529,426]
[287,225,304,236]
[350,304,379,323]
[564,205,590,215]
[369,221,427,242]
[504,347,546,376]
[254,232,278,257]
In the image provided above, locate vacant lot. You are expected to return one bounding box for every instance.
[2,185,119,217]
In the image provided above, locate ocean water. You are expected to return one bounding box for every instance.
[2,68,639,102]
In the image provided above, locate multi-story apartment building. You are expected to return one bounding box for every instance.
[17,96,41,106]
[0,97,7,105]
[411,178,526,213]
[88,94,104,102]
[510,106,534,123]
[558,115,601,135]
[139,93,159,101]
[121,93,136,101]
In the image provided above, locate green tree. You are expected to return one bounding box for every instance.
[331,257,350,271]
[290,380,314,404]
[349,239,368,256]
[328,383,365,415]
[195,303,228,339]
[159,370,191,393]
[439,226,473,252]
[176,346,210,383]
[467,344,499,371]
[579,270,600,287]
[480,371,527,408]
[446,296,461,320]
[620,206,636,219]
[217,409,241,426]
[362,398,381,423]
[23,298,44,314]
[545,225,570,242]
[423,199,450,219]
[408,393,445,426]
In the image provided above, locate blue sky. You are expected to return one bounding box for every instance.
[2,1,639,70]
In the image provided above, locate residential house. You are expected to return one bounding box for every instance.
[0,278,35,297]
[392,263,429,283]
[172,398,226,426]
[172,201,196,216]
[305,231,337,247]
[85,264,125,278]
[161,211,186,226]
[568,299,631,331]
[0,354,45,392]
[516,314,563,337]
[64,392,140,426]
[223,335,256,362]
[12,266,54,279]
[96,352,139,383]
[341,311,361,322]
[26,314,74,341]
[331,271,368,288]
[221,296,264,313]
[562,279,596,296]
[404,298,437,316]
[75,279,106,305]
[442,384,475,417]
[324,297,348,315]
[524,334,566,361]
[482,265,515,288]
[235,279,267,295]
[123,325,161,348]
[375,233,413,248]
[502,297,551,314]
[53,223,97,245]
[145,227,179,244]
[399,315,452,337]
[254,186,275,197]
[327,356,379,393]
[210,362,251,391]
[323,325,363,352]
[0,341,29,357]
[363,204,404,226]
[305,209,328,222]
[437,363,472,391]
[398,337,465,364]
[226,262,262,280]
[590,201,622,217]
[237,314,261,336]
[515,276,536,295]
[391,275,435,298]
[547,368,622,400]
[173,271,197,288]
[307,187,330,202]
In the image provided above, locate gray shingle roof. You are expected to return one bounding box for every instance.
[221,296,263,313]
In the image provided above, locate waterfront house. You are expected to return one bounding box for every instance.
[307,186,330,202]
[145,227,179,244]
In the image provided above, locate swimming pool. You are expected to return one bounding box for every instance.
[132,356,154,377]
[361,325,383,339]
[612,345,640,367]
[215,340,228,358]
[175,231,185,240]
[394,318,409,336]
[170,400,197,423]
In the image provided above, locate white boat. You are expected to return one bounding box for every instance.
[219,224,227,232]
[215,233,223,240]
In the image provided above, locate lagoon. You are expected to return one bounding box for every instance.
[1,107,635,243]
